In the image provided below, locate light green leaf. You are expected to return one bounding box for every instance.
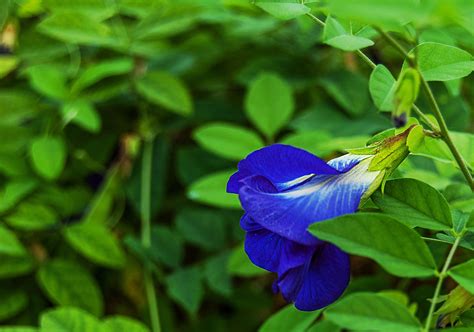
[135,71,192,116]
[305,320,341,332]
[258,304,321,332]
[325,292,421,332]
[25,64,68,100]
[39,307,101,332]
[37,12,111,45]
[405,43,474,81]
[30,136,67,180]
[0,56,18,78]
[71,58,134,93]
[309,213,437,277]
[61,100,101,133]
[254,1,310,20]
[245,72,294,139]
[4,202,58,231]
[101,316,150,332]
[227,243,266,277]
[64,222,126,268]
[327,0,422,30]
[323,16,374,51]
[43,0,116,20]
[0,225,27,257]
[166,266,203,314]
[0,327,37,332]
[372,178,452,230]
[193,123,264,160]
[0,290,28,321]
[37,260,104,316]
[187,170,241,209]
[369,64,396,112]
[449,259,474,294]
[0,180,37,214]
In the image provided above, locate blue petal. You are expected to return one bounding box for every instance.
[328,154,371,172]
[239,155,379,245]
[227,144,340,193]
[242,215,315,273]
[275,243,350,311]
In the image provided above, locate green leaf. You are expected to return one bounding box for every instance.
[204,252,232,296]
[37,260,104,316]
[327,0,422,30]
[372,178,452,230]
[0,255,34,279]
[0,290,28,321]
[305,320,341,332]
[40,307,101,332]
[37,12,111,45]
[0,327,37,332]
[135,71,192,116]
[254,1,310,20]
[325,292,421,332]
[4,202,58,231]
[101,316,150,332]
[0,0,11,30]
[444,184,474,214]
[323,17,374,51]
[0,90,38,125]
[175,207,227,251]
[369,65,396,112]
[61,100,101,133]
[43,0,116,20]
[166,266,203,315]
[0,56,19,78]
[245,72,294,139]
[309,213,437,277]
[30,136,67,180]
[71,58,134,93]
[0,225,27,257]
[193,123,264,161]
[150,225,184,268]
[405,43,474,81]
[25,65,69,100]
[258,304,321,332]
[0,180,37,214]
[64,222,126,268]
[319,71,370,117]
[448,259,474,294]
[187,170,241,209]
[227,243,266,277]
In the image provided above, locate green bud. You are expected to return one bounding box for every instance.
[436,286,474,328]
[393,68,420,128]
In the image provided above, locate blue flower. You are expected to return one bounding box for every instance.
[227,144,386,311]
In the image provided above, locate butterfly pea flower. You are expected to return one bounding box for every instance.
[227,128,412,311]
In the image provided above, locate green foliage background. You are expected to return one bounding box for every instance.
[0,0,472,331]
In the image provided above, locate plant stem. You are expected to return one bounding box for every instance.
[141,139,161,332]
[419,77,474,190]
[423,236,461,331]
[306,13,376,69]
[376,29,474,190]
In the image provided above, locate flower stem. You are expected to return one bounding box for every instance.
[419,77,474,190]
[376,29,474,190]
[141,139,161,332]
[423,236,461,331]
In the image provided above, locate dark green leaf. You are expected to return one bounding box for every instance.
[4,202,58,231]
[0,290,28,321]
[150,225,184,268]
[166,267,203,315]
[0,225,27,257]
